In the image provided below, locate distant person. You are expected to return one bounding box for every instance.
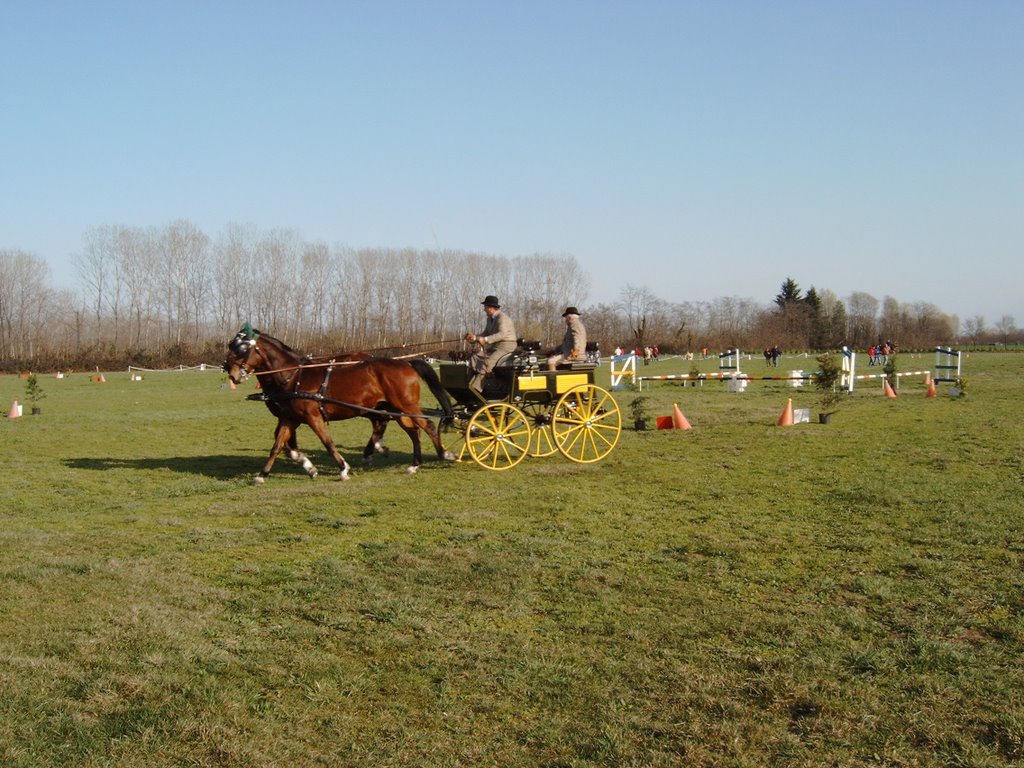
[465,295,517,396]
[547,306,587,370]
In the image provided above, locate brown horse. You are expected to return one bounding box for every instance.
[223,327,455,483]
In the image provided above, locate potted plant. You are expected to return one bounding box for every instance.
[883,355,898,393]
[25,373,45,415]
[814,352,842,423]
[950,376,969,398]
[629,393,651,431]
[688,365,701,387]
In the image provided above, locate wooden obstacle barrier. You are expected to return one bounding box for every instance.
[840,345,942,392]
[934,347,961,383]
[639,372,819,390]
[610,353,638,390]
[639,346,957,396]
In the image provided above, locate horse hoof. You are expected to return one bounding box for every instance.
[253,476,265,486]
[308,471,318,480]
[407,465,419,475]
[443,451,456,462]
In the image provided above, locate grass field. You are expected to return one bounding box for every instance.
[1,352,1022,767]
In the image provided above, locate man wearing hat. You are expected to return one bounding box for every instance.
[547,306,587,371]
[465,295,517,397]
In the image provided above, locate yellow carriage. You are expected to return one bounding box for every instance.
[439,342,622,471]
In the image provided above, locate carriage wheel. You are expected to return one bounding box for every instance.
[466,403,532,471]
[520,400,558,457]
[440,411,469,462]
[552,384,622,464]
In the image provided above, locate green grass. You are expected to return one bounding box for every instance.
[1,354,1022,767]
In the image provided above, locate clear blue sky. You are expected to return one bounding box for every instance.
[3,0,1022,325]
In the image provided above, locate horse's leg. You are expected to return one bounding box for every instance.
[306,416,352,481]
[285,431,319,479]
[256,420,296,485]
[362,417,390,465]
[420,415,455,462]
[395,416,425,475]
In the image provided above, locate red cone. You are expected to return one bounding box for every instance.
[672,403,692,430]
[776,398,794,426]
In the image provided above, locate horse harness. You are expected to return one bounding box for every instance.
[247,357,425,423]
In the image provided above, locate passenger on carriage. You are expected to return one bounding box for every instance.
[547,306,587,371]
[465,295,517,396]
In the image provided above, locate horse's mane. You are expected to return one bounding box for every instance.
[252,330,383,367]
[254,332,302,358]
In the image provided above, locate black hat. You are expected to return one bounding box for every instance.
[482,295,501,308]
[562,306,580,317]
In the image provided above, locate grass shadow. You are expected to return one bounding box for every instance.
[64,454,265,480]
[62,443,426,480]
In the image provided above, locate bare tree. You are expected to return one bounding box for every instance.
[299,241,332,345]
[251,228,300,338]
[74,226,125,348]
[213,222,259,333]
[618,284,661,349]
[961,314,985,346]
[705,295,761,350]
[846,291,879,348]
[0,249,53,360]
[994,315,1017,345]
[118,226,158,350]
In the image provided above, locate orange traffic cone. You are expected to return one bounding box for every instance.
[776,398,794,426]
[883,380,897,398]
[926,378,937,398]
[672,403,692,430]
[7,399,21,419]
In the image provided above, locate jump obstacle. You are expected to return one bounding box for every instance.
[610,353,638,390]
[635,346,961,394]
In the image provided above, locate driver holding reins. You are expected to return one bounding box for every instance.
[465,295,517,397]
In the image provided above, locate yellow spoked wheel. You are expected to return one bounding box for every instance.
[438,409,473,462]
[552,384,622,464]
[466,403,532,470]
[521,400,558,457]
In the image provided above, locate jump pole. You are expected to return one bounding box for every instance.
[611,353,639,390]
[934,347,961,383]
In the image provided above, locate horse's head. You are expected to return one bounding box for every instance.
[223,325,263,384]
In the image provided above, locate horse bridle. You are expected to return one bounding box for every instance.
[227,333,261,382]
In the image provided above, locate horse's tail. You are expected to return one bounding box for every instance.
[409,359,455,420]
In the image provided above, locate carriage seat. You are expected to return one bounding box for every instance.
[553,360,598,371]
[491,340,542,374]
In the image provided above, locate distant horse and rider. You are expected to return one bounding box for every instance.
[222,325,455,484]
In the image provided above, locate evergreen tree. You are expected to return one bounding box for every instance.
[829,301,849,348]
[774,277,802,308]
[804,286,827,348]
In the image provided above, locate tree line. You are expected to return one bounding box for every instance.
[1,222,1020,370]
